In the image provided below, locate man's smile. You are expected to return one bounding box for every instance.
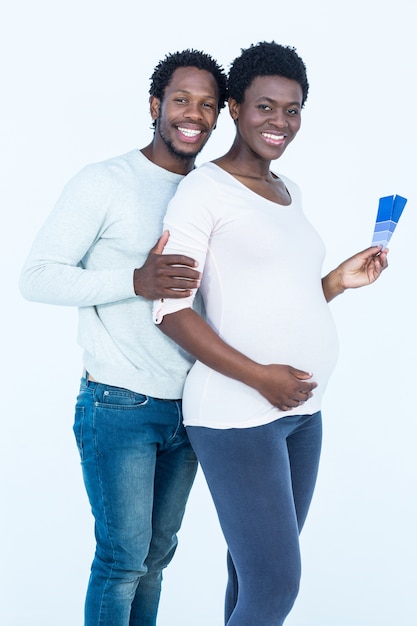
[177,126,204,140]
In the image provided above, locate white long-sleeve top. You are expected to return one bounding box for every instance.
[154,162,339,428]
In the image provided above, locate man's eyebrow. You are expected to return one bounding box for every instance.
[174,89,217,100]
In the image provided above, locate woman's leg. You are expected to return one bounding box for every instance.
[287,412,322,532]
[224,550,238,624]
[187,412,322,626]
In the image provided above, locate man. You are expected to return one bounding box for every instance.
[19,49,227,626]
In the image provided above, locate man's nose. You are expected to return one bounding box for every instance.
[184,102,203,120]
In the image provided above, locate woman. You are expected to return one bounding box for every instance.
[153,42,388,625]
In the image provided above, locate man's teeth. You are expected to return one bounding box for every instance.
[178,127,202,137]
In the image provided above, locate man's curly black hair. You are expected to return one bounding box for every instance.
[149,49,228,111]
[228,41,309,107]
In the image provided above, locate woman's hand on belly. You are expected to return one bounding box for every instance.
[158,308,317,412]
[247,364,317,411]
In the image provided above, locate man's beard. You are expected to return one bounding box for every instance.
[156,119,204,161]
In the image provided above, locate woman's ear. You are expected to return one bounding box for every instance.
[228,98,240,122]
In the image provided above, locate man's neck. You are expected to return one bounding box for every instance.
[141,143,196,176]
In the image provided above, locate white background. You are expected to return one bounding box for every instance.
[1,1,416,624]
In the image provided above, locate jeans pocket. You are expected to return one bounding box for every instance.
[73,405,85,460]
[95,385,149,408]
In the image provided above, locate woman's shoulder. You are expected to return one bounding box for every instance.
[175,161,226,194]
[273,172,299,189]
[273,172,302,204]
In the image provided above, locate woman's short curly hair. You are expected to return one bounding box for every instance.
[149,49,228,111]
[228,41,309,107]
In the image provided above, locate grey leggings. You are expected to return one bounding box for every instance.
[187,412,322,626]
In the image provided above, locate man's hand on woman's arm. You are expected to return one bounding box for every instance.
[134,230,201,299]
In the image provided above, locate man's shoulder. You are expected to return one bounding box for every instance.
[84,149,139,173]
[70,149,184,199]
[69,150,141,187]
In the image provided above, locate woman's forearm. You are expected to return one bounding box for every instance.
[321,269,345,303]
[159,308,262,388]
[158,308,317,410]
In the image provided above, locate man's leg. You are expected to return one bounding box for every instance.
[130,417,198,625]
[73,377,196,626]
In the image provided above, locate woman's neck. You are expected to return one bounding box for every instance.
[213,146,273,182]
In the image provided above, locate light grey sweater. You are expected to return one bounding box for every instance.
[19,149,194,398]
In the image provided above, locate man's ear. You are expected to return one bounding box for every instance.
[149,95,161,121]
[212,114,219,131]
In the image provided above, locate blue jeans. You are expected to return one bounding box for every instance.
[187,412,322,626]
[73,375,198,626]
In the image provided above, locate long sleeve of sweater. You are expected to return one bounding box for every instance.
[19,162,137,307]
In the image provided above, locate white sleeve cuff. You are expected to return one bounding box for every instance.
[152,296,193,325]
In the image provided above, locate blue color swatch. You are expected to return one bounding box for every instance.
[371,195,408,249]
